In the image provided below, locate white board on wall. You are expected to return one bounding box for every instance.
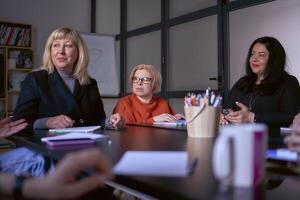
[81,33,119,96]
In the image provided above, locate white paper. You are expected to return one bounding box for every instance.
[280,127,292,135]
[153,122,178,127]
[49,125,101,133]
[153,120,186,128]
[41,132,106,142]
[113,151,189,177]
[267,148,298,162]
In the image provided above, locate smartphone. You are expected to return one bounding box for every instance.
[266,148,299,163]
[45,138,95,147]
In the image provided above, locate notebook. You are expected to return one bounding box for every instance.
[267,148,298,163]
[49,125,101,133]
[41,132,107,146]
[153,120,186,128]
[41,132,105,142]
[113,151,191,177]
[280,127,292,136]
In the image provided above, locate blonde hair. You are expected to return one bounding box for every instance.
[129,64,162,93]
[40,27,90,85]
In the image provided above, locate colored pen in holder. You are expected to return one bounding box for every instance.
[185,102,220,138]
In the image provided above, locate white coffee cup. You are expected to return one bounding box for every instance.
[212,124,268,187]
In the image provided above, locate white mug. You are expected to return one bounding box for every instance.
[212,124,268,187]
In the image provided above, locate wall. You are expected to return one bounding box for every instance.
[230,0,300,87]
[0,0,120,115]
[0,0,91,68]
[2,0,300,116]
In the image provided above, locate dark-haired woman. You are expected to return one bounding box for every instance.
[220,36,300,127]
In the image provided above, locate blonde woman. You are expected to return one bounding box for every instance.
[113,64,184,124]
[13,27,123,129]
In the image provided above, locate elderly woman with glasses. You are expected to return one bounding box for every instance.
[113,64,184,124]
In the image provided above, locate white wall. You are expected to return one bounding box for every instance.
[169,98,184,114]
[169,15,218,91]
[102,98,119,115]
[230,0,300,87]
[0,0,91,68]
[96,0,120,35]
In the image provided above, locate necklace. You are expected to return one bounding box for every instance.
[248,93,257,111]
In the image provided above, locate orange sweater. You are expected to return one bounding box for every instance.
[113,94,176,124]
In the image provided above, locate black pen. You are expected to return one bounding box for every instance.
[104,125,122,131]
[189,158,198,176]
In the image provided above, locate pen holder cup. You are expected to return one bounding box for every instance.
[184,102,220,138]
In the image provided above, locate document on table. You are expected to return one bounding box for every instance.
[113,151,192,177]
[153,120,186,129]
[267,148,298,162]
[153,120,186,127]
[49,125,101,133]
[41,132,106,142]
[280,127,292,136]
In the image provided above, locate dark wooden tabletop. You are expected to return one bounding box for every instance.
[9,125,300,200]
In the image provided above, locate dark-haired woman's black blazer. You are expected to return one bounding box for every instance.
[13,69,106,129]
[223,75,300,127]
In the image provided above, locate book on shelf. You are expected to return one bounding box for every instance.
[0,24,31,47]
[0,103,4,117]
[9,50,33,69]
[0,53,5,97]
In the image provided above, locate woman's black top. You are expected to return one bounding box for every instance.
[223,75,300,127]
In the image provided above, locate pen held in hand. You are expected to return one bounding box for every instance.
[189,158,198,176]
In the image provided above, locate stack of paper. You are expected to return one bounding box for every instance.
[49,125,101,133]
[280,127,292,135]
[113,151,191,177]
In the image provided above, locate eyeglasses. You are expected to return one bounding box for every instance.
[132,76,153,84]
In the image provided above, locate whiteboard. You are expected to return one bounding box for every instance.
[81,33,119,96]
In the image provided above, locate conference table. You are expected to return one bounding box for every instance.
[9,124,300,200]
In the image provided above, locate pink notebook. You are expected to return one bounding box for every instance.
[41,133,106,146]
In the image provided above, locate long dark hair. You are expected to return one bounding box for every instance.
[237,36,288,95]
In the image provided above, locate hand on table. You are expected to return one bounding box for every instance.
[108,113,124,128]
[46,115,75,128]
[225,102,255,124]
[284,113,300,154]
[0,117,28,138]
[23,149,113,199]
[174,114,185,120]
[219,113,229,125]
[153,113,178,122]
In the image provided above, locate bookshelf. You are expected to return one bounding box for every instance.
[0,21,33,117]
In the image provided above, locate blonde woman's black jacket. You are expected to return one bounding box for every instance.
[13,69,106,129]
[223,75,300,127]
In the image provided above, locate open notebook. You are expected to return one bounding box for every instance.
[153,120,186,128]
[41,132,105,142]
[113,151,192,177]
